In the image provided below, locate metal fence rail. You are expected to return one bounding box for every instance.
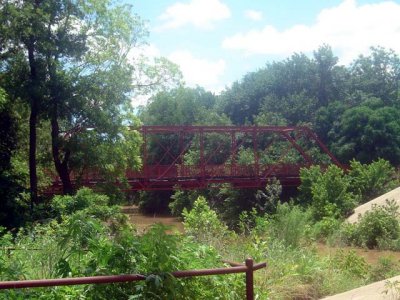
[0,258,266,300]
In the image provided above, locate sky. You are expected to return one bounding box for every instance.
[130,0,400,98]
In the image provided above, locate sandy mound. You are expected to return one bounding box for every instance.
[321,274,400,299]
[347,187,400,224]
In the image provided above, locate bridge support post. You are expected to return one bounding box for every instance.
[230,131,236,177]
[253,127,259,182]
[200,128,205,187]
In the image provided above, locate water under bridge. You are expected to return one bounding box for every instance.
[48,125,344,192]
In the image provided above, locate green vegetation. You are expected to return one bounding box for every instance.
[1,0,400,299]
[0,190,243,299]
[1,158,400,299]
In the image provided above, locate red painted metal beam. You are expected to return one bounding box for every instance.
[45,125,342,193]
[0,259,266,300]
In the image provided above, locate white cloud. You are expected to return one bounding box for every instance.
[244,9,263,21]
[168,50,226,92]
[222,0,400,64]
[157,0,231,31]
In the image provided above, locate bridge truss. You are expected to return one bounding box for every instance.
[49,125,343,192]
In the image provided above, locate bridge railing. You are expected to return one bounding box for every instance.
[47,163,308,192]
[0,258,266,300]
[52,164,303,182]
[137,163,303,179]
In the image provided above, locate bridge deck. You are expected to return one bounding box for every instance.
[48,164,306,193]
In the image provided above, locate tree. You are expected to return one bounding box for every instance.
[139,86,229,167]
[218,69,271,124]
[0,88,26,227]
[1,0,180,196]
[0,1,47,202]
[141,86,219,125]
[350,47,400,106]
[332,98,400,164]
[313,44,349,107]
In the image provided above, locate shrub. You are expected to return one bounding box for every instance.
[169,188,202,217]
[182,196,231,244]
[51,188,120,222]
[348,159,395,202]
[330,222,358,247]
[369,256,400,281]
[299,165,358,221]
[214,179,282,229]
[314,165,358,220]
[331,250,369,279]
[268,202,311,248]
[1,205,243,299]
[312,216,342,242]
[354,200,400,249]
[214,184,256,228]
[298,165,322,206]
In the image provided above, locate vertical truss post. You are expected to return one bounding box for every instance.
[231,130,236,177]
[253,127,259,179]
[179,130,184,177]
[200,128,205,184]
[142,127,148,179]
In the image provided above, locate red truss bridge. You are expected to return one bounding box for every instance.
[49,125,344,192]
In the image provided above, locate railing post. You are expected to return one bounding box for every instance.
[245,258,254,300]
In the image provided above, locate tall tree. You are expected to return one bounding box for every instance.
[0,1,48,202]
[1,0,180,195]
[332,98,400,164]
[0,88,26,227]
[313,44,348,107]
[350,47,400,106]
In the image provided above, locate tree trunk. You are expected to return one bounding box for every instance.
[46,49,74,195]
[27,40,38,205]
[51,116,74,195]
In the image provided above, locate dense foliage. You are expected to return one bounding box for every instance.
[0,189,243,299]
[1,1,400,299]
[140,45,400,165]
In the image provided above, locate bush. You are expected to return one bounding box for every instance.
[51,188,120,221]
[308,165,358,220]
[1,199,243,299]
[354,200,400,249]
[348,159,395,202]
[268,202,311,248]
[331,250,369,279]
[214,184,256,228]
[169,188,202,217]
[298,165,322,206]
[182,196,232,244]
[312,216,342,242]
[369,256,400,281]
[214,179,282,229]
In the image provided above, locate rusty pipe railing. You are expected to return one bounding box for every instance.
[0,258,266,300]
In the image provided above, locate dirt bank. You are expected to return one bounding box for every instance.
[347,187,400,224]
